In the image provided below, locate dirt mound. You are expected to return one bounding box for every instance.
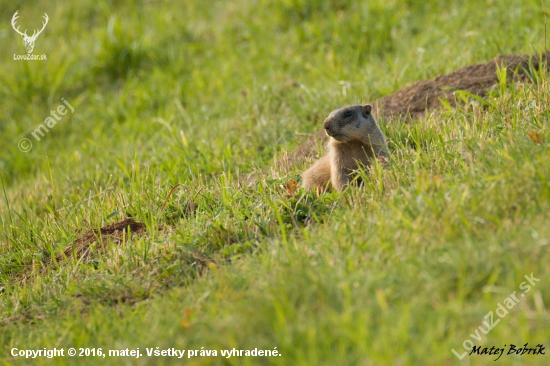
[58,218,147,262]
[280,51,550,168]
[374,52,549,120]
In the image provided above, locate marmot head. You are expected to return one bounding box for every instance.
[323,104,386,146]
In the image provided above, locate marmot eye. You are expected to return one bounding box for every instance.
[343,111,352,118]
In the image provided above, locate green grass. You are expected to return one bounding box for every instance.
[1,0,550,364]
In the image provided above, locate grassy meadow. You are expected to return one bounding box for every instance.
[1,0,550,364]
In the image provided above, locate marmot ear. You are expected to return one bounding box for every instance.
[362,104,372,115]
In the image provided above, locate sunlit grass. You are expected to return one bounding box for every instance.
[1,0,549,364]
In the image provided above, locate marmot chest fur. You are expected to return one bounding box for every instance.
[301,104,389,192]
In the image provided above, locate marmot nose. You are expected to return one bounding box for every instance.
[323,121,331,132]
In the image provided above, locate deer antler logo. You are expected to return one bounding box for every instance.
[11,11,49,54]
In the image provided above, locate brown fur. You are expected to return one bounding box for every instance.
[301,104,389,192]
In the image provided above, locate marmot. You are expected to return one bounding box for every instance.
[301,104,389,192]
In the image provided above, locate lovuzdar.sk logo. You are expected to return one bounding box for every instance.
[11,10,48,60]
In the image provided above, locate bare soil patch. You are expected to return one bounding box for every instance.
[279,51,549,169]
[374,51,549,120]
[58,218,147,262]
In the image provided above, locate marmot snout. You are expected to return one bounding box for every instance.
[301,104,389,192]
